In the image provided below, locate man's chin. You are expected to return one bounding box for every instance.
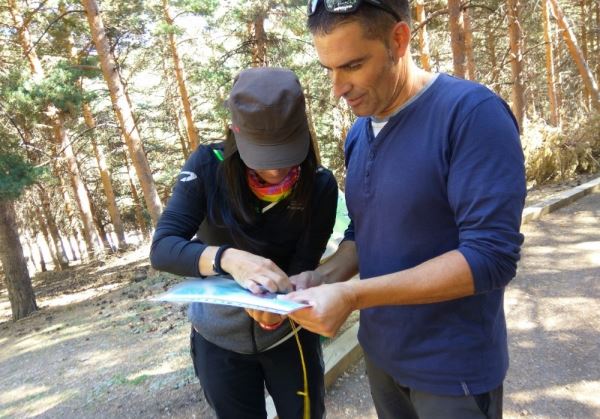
[348,104,371,117]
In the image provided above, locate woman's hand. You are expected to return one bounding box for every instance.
[221,248,293,294]
[245,309,287,329]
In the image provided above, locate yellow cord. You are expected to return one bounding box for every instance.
[289,318,310,419]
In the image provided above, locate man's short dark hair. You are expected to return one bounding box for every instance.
[307,0,411,42]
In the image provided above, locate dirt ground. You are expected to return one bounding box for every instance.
[0,174,598,419]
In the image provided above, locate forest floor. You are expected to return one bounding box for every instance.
[0,173,598,419]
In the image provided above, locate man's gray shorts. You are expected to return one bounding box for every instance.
[365,354,503,419]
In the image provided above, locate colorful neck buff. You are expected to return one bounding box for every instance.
[247,166,301,203]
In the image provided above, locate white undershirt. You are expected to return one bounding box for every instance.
[369,73,440,137]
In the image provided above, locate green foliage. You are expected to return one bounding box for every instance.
[0,153,43,200]
[174,0,218,16]
[1,61,95,117]
[154,21,184,37]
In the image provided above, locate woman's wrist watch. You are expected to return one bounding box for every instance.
[212,245,232,275]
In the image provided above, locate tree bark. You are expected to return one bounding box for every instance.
[78,174,115,254]
[163,0,199,152]
[304,85,322,166]
[463,7,476,80]
[487,30,500,88]
[252,9,268,67]
[34,209,62,269]
[448,0,466,78]
[21,232,39,273]
[82,103,127,249]
[8,0,43,77]
[0,199,38,320]
[507,0,526,131]
[123,145,150,240]
[37,241,48,272]
[542,0,560,126]
[54,167,89,261]
[580,0,590,106]
[594,1,600,80]
[548,0,600,111]
[10,0,103,256]
[415,0,432,71]
[25,208,49,271]
[37,186,70,269]
[53,113,104,255]
[81,0,163,225]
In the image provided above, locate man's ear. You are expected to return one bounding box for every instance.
[390,21,411,60]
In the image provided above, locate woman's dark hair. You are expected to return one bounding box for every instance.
[208,129,318,248]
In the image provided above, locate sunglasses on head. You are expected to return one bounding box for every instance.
[307,0,401,22]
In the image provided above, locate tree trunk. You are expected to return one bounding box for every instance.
[37,186,70,269]
[163,0,199,152]
[161,43,190,159]
[252,10,268,67]
[463,7,476,80]
[82,103,127,249]
[10,0,103,255]
[21,229,39,273]
[8,0,43,78]
[81,0,163,226]
[53,113,104,255]
[448,0,466,78]
[35,209,62,269]
[507,0,526,131]
[415,0,432,71]
[64,26,127,251]
[37,241,48,272]
[594,1,600,80]
[54,167,89,261]
[25,209,49,271]
[79,175,115,254]
[0,199,38,320]
[123,146,150,240]
[580,0,590,106]
[548,0,600,111]
[542,0,560,126]
[487,30,500,88]
[304,85,322,166]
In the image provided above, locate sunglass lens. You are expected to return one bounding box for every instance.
[308,0,320,15]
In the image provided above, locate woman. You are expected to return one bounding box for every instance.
[150,68,337,419]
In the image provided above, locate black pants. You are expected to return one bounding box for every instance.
[190,327,325,419]
[365,354,503,419]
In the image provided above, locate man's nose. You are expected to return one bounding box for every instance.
[331,71,351,99]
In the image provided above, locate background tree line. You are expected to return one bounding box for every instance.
[1,0,599,320]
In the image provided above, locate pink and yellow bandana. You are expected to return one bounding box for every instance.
[247,166,300,203]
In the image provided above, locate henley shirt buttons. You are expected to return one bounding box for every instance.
[369,151,375,159]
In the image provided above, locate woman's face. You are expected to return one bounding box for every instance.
[254,168,292,185]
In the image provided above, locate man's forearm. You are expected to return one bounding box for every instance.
[347,250,475,310]
[316,240,359,284]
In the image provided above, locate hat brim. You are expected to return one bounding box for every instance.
[235,120,310,170]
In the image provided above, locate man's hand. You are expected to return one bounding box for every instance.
[289,270,326,290]
[221,248,293,294]
[284,282,356,337]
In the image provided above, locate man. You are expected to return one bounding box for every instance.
[285,1,526,418]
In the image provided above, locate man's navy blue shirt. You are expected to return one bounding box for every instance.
[343,74,526,396]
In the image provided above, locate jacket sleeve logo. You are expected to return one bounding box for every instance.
[179,171,198,182]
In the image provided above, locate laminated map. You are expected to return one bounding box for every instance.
[151,277,309,314]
